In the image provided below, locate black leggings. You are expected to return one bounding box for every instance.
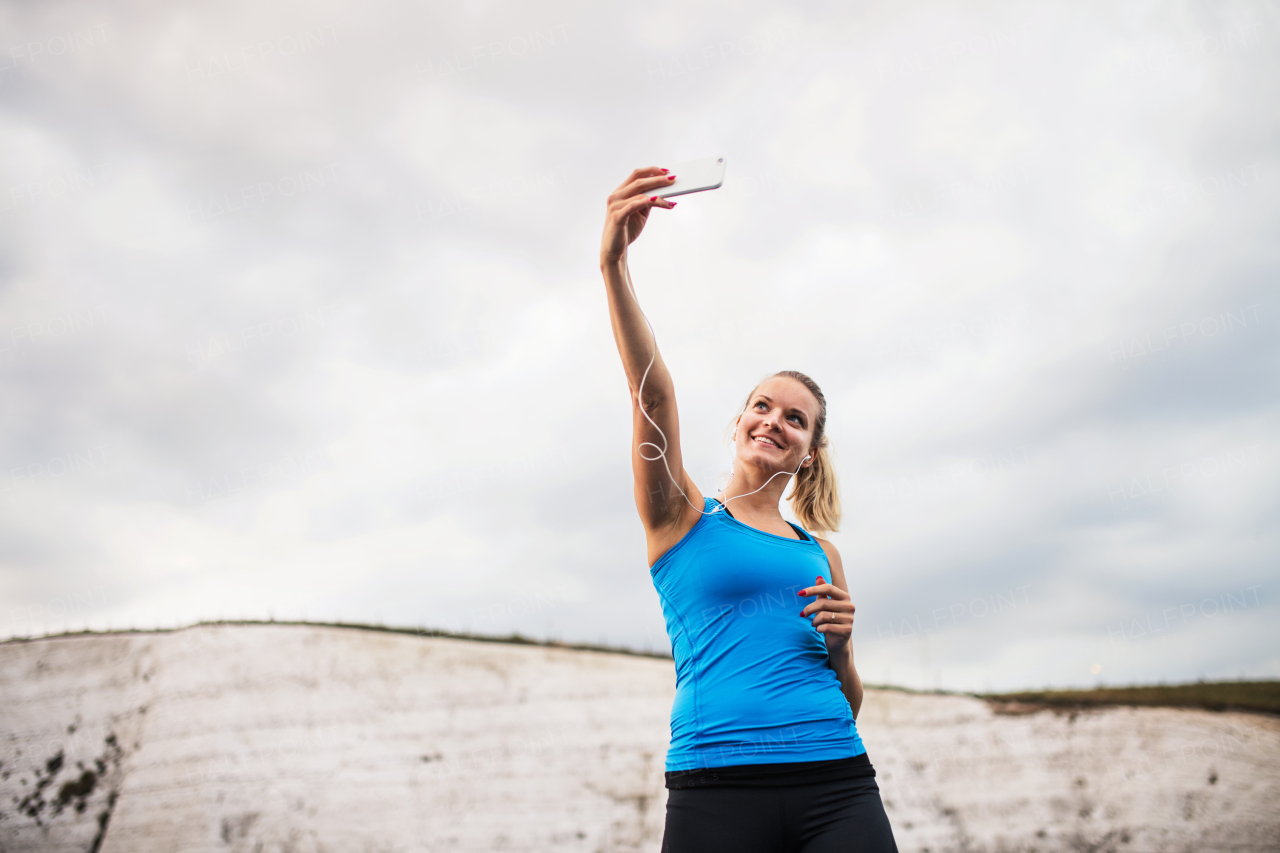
[660,774,898,853]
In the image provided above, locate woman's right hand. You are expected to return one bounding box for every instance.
[600,167,677,265]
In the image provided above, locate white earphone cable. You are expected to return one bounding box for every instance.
[621,249,807,518]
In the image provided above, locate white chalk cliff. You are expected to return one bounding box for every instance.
[2,624,1277,852]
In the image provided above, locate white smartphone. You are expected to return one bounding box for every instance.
[653,156,726,198]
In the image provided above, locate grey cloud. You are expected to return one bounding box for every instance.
[0,0,1276,691]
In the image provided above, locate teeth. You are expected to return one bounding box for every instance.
[754,437,780,448]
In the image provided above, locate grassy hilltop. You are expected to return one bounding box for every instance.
[981,681,1280,716]
[8,619,1277,716]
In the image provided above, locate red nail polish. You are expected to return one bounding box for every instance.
[667,175,676,180]
[650,196,658,201]
[798,590,806,596]
[660,168,669,173]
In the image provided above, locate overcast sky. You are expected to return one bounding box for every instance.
[1,0,1276,692]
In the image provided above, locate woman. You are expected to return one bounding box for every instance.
[600,167,898,853]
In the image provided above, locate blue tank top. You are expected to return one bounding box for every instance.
[650,496,866,772]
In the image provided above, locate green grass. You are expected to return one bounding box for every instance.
[980,681,1280,715]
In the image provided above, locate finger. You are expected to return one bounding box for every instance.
[613,169,672,197]
[817,576,846,595]
[810,608,852,622]
[618,194,675,216]
[801,578,833,596]
[613,167,667,193]
[620,174,678,200]
[799,582,848,600]
[800,600,854,618]
[611,195,656,221]
[628,166,670,182]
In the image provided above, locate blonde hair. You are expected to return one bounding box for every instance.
[733,370,842,537]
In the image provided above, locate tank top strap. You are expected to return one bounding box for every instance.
[710,497,812,542]
[786,521,813,542]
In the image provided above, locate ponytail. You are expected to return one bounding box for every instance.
[788,436,840,537]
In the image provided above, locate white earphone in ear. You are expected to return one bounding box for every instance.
[803,455,811,461]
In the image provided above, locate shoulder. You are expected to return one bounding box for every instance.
[813,536,841,564]
[646,494,716,569]
[813,537,847,587]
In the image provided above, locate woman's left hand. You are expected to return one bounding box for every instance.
[799,575,855,656]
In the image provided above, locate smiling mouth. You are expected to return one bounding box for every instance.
[753,436,782,449]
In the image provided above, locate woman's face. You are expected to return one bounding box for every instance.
[733,377,820,475]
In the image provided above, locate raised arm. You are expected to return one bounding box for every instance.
[600,168,703,564]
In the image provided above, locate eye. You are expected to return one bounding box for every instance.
[754,401,768,410]
[788,414,803,424]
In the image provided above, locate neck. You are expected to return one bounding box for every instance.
[718,464,794,518]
